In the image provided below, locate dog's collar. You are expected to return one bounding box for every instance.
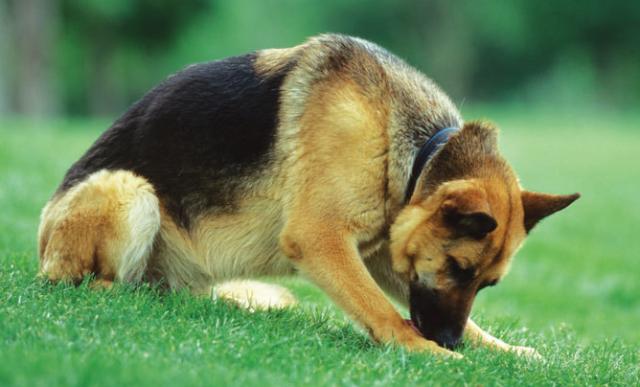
[404,127,460,203]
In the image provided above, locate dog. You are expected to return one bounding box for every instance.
[37,34,579,358]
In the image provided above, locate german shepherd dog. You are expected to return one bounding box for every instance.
[38,34,579,358]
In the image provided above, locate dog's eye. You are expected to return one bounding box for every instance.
[447,255,475,284]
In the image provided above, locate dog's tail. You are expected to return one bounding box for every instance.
[213,280,297,311]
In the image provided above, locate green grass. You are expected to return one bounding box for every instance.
[1,107,639,386]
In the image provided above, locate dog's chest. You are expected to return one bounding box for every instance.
[191,198,295,281]
[358,229,389,259]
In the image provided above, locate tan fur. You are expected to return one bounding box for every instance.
[254,46,302,77]
[39,170,160,283]
[464,319,541,358]
[38,34,578,358]
[214,280,297,311]
[193,197,294,282]
[145,208,211,293]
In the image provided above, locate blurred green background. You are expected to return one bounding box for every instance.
[1,0,639,117]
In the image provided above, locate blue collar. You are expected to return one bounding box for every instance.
[404,127,460,203]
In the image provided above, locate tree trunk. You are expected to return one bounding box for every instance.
[0,1,11,115]
[88,41,123,117]
[415,0,475,102]
[11,0,59,117]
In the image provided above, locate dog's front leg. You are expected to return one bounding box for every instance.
[281,227,460,358]
[464,319,541,359]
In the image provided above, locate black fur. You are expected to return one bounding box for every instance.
[59,53,292,227]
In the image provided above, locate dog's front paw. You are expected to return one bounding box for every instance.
[378,321,463,359]
[506,345,542,360]
[402,336,463,359]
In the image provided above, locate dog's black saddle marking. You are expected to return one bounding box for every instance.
[60,53,292,227]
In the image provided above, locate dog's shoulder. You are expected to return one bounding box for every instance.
[274,34,461,143]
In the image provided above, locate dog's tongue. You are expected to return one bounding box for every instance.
[405,319,422,336]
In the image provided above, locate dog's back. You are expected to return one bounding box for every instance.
[59,53,292,229]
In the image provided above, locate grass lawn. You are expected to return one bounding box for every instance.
[1,107,639,386]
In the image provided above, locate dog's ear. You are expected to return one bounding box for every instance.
[521,191,580,232]
[444,210,497,239]
[441,184,497,239]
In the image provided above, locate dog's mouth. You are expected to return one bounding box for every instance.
[409,282,474,349]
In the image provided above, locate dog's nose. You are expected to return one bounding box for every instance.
[433,328,462,349]
[409,283,470,350]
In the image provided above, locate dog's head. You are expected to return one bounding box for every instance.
[390,122,579,349]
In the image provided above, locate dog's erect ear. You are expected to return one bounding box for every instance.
[521,191,580,232]
[441,185,497,239]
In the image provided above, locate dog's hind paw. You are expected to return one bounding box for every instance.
[213,280,297,312]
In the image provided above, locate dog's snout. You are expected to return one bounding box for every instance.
[433,328,462,349]
[409,282,473,350]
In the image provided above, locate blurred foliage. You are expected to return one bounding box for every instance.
[62,0,210,48]
[58,0,210,113]
[1,0,638,116]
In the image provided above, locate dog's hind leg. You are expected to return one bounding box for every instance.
[38,170,161,284]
